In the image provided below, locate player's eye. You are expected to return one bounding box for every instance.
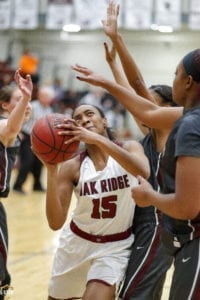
[73,118,81,125]
[87,111,94,116]
[73,116,80,121]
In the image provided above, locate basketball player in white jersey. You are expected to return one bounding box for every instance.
[41,104,150,300]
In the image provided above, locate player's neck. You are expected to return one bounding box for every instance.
[87,146,109,171]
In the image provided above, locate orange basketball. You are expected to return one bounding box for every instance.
[31,114,79,163]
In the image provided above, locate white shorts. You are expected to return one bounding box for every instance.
[49,223,134,299]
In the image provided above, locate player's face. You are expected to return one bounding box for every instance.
[73,105,107,135]
[5,88,23,112]
[5,88,32,120]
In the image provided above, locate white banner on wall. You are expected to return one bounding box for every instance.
[46,0,73,30]
[74,0,122,29]
[154,0,181,29]
[189,0,200,29]
[124,0,153,29]
[0,0,11,29]
[12,0,39,29]
[74,0,107,29]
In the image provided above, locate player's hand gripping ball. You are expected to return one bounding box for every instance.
[31,114,79,163]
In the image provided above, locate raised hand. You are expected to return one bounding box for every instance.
[71,64,105,87]
[14,69,33,101]
[102,0,120,40]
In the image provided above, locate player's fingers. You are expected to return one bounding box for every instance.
[104,42,109,52]
[58,129,76,136]
[107,2,110,16]
[73,63,87,70]
[110,1,115,14]
[76,76,88,82]
[104,43,110,61]
[72,66,89,76]
[26,74,31,81]
[56,123,76,130]
[116,4,120,16]
[14,69,19,82]
[74,64,91,76]
[71,65,80,71]
[64,119,77,125]
[64,136,78,145]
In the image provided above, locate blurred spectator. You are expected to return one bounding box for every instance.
[19,48,40,99]
[52,78,65,105]
[13,86,54,194]
[101,93,126,138]
[19,48,39,81]
[0,61,15,88]
[56,89,79,117]
[0,73,13,88]
[78,87,105,108]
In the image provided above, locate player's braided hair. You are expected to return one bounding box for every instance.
[149,84,177,106]
[182,48,200,82]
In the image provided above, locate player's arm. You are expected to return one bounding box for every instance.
[132,156,200,220]
[72,65,183,130]
[96,137,150,179]
[174,156,200,219]
[104,42,132,91]
[102,1,153,101]
[0,69,32,146]
[104,41,149,136]
[45,158,78,230]
[58,124,150,179]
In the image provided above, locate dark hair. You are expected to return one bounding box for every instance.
[149,84,177,106]
[0,85,16,113]
[72,103,116,141]
[182,49,200,82]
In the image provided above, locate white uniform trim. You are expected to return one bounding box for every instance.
[49,155,138,298]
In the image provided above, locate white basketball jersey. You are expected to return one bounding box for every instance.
[73,154,138,235]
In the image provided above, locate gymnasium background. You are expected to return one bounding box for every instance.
[0,0,199,138]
